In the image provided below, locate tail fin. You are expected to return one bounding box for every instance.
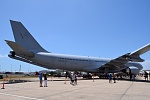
[10,20,47,52]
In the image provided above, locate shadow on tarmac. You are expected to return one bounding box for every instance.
[98,77,150,83]
[3,80,32,84]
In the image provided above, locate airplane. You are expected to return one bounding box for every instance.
[5,20,150,75]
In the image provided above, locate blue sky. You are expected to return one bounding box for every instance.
[1,0,150,72]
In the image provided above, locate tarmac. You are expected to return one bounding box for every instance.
[0,76,150,100]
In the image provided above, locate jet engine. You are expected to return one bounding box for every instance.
[129,67,140,75]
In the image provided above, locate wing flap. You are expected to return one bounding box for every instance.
[100,54,129,70]
[5,40,34,57]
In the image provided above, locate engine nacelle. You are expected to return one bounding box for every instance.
[128,57,144,62]
[129,67,140,75]
[121,67,140,75]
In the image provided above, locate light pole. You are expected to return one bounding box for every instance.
[19,65,21,72]
[11,64,12,72]
[19,65,21,80]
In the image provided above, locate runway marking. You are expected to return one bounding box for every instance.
[0,92,44,100]
[119,82,134,100]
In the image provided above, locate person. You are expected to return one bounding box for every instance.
[108,73,112,83]
[149,72,150,80]
[65,71,69,79]
[70,72,73,84]
[120,73,123,80]
[74,73,77,85]
[132,74,135,81]
[129,68,132,81]
[116,74,119,81]
[144,71,148,81]
[39,73,43,87]
[113,74,116,83]
[129,73,132,81]
[43,73,48,87]
[70,72,75,85]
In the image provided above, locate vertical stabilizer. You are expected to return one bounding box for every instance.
[10,20,47,52]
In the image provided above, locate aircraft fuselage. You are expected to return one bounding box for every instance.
[30,52,143,73]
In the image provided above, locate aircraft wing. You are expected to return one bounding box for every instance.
[100,43,150,72]
[130,43,150,58]
[99,54,129,71]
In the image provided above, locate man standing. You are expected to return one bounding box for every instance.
[70,72,75,85]
[74,73,78,85]
[144,71,148,81]
[108,73,112,83]
[39,73,43,87]
[149,72,150,80]
[43,73,48,87]
[113,74,116,83]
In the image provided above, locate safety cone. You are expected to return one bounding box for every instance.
[1,78,5,89]
[1,83,5,89]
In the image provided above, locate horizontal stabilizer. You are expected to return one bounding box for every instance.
[5,40,34,57]
[8,55,48,69]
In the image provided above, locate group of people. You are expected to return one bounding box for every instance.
[108,71,150,82]
[39,71,150,87]
[70,72,77,85]
[129,73,136,81]
[108,73,117,83]
[39,72,78,87]
[39,73,48,87]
